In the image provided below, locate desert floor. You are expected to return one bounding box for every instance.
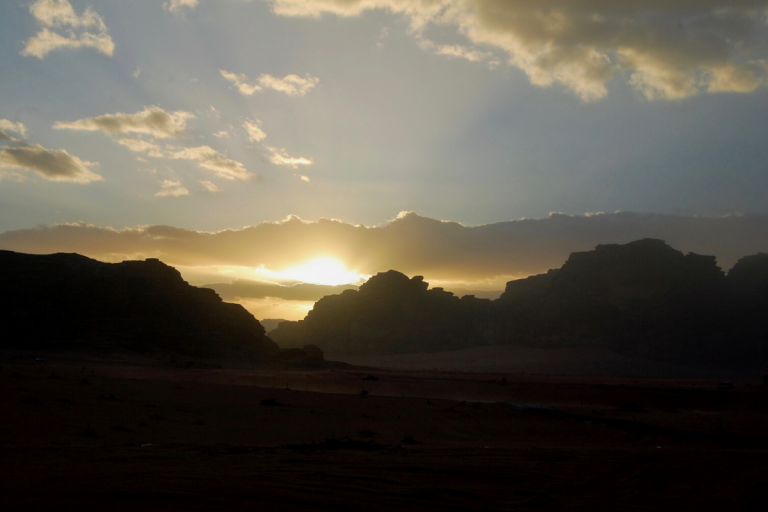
[2,350,768,511]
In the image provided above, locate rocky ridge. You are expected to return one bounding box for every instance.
[0,250,277,360]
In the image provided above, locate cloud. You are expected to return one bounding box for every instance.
[0,143,102,183]
[416,36,493,63]
[132,66,141,79]
[243,119,267,142]
[169,146,253,180]
[266,0,768,101]
[200,180,220,193]
[115,136,253,182]
[0,120,28,139]
[164,0,199,12]
[117,138,165,157]
[221,69,320,96]
[257,73,320,96]
[3,212,768,287]
[155,179,189,197]
[213,130,229,138]
[22,0,114,59]
[265,146,313,168]
[54,106,193,139]
[220,70,263,95]
[299,175,310,182]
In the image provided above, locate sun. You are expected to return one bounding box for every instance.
[281,257,363,286]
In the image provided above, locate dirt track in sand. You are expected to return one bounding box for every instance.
[2,355,768,510]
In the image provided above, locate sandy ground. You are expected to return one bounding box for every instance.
[328,344,763,379]
[2,352,768,511]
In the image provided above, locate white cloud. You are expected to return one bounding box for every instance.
[169,146,253,180]
[264,146,313,168]
[200,180,221,193]
[0,120,27,139]
[0,143,102,183]
[221,70,320,97]
[417,36,493,63]
[164,0,199,13]
[155,179,189,197]
[133,66,141,79]
[220,70,262,96]
[22,0,114,59]
[54,106,193,139]
[212,130,229,138]
[257,73,320,96]
[117,138,165,158]
[115,135,253,181]
[299,175,310,182]
[266,0,768,101]
[243,119,267,142]
[0,170,27,183]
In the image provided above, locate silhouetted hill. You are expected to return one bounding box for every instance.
[0,250,278,359]
[271,270,495,354]
[497,239,729,360]
[725,252,768,360]
[728,252,768,295]
[272,239,768,368]
[260,318,289,334]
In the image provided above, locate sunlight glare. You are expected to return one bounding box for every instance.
[281,257,363,286]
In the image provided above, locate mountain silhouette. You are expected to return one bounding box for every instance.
[272,239,768,367]
[271,270,495,355]
[0,250,277,359]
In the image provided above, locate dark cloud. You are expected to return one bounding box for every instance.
[1,212,767,283]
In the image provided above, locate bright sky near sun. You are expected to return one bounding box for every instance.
[2,0,768,319]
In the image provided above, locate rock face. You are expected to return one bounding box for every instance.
[270,270,495,354]
[497,239,728,360]
[0,250,277,358]
[725,252,768,361]
[271,239,768,366]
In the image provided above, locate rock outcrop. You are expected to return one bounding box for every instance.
[0,250,277,358]
[270,270,496,354]
[497,239,728,360]
[271,239,768,367]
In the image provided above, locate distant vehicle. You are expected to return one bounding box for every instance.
[718,382,734,390]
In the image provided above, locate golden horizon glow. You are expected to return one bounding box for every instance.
[278,256,367,286]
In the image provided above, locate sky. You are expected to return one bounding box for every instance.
[1,0,768,320]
